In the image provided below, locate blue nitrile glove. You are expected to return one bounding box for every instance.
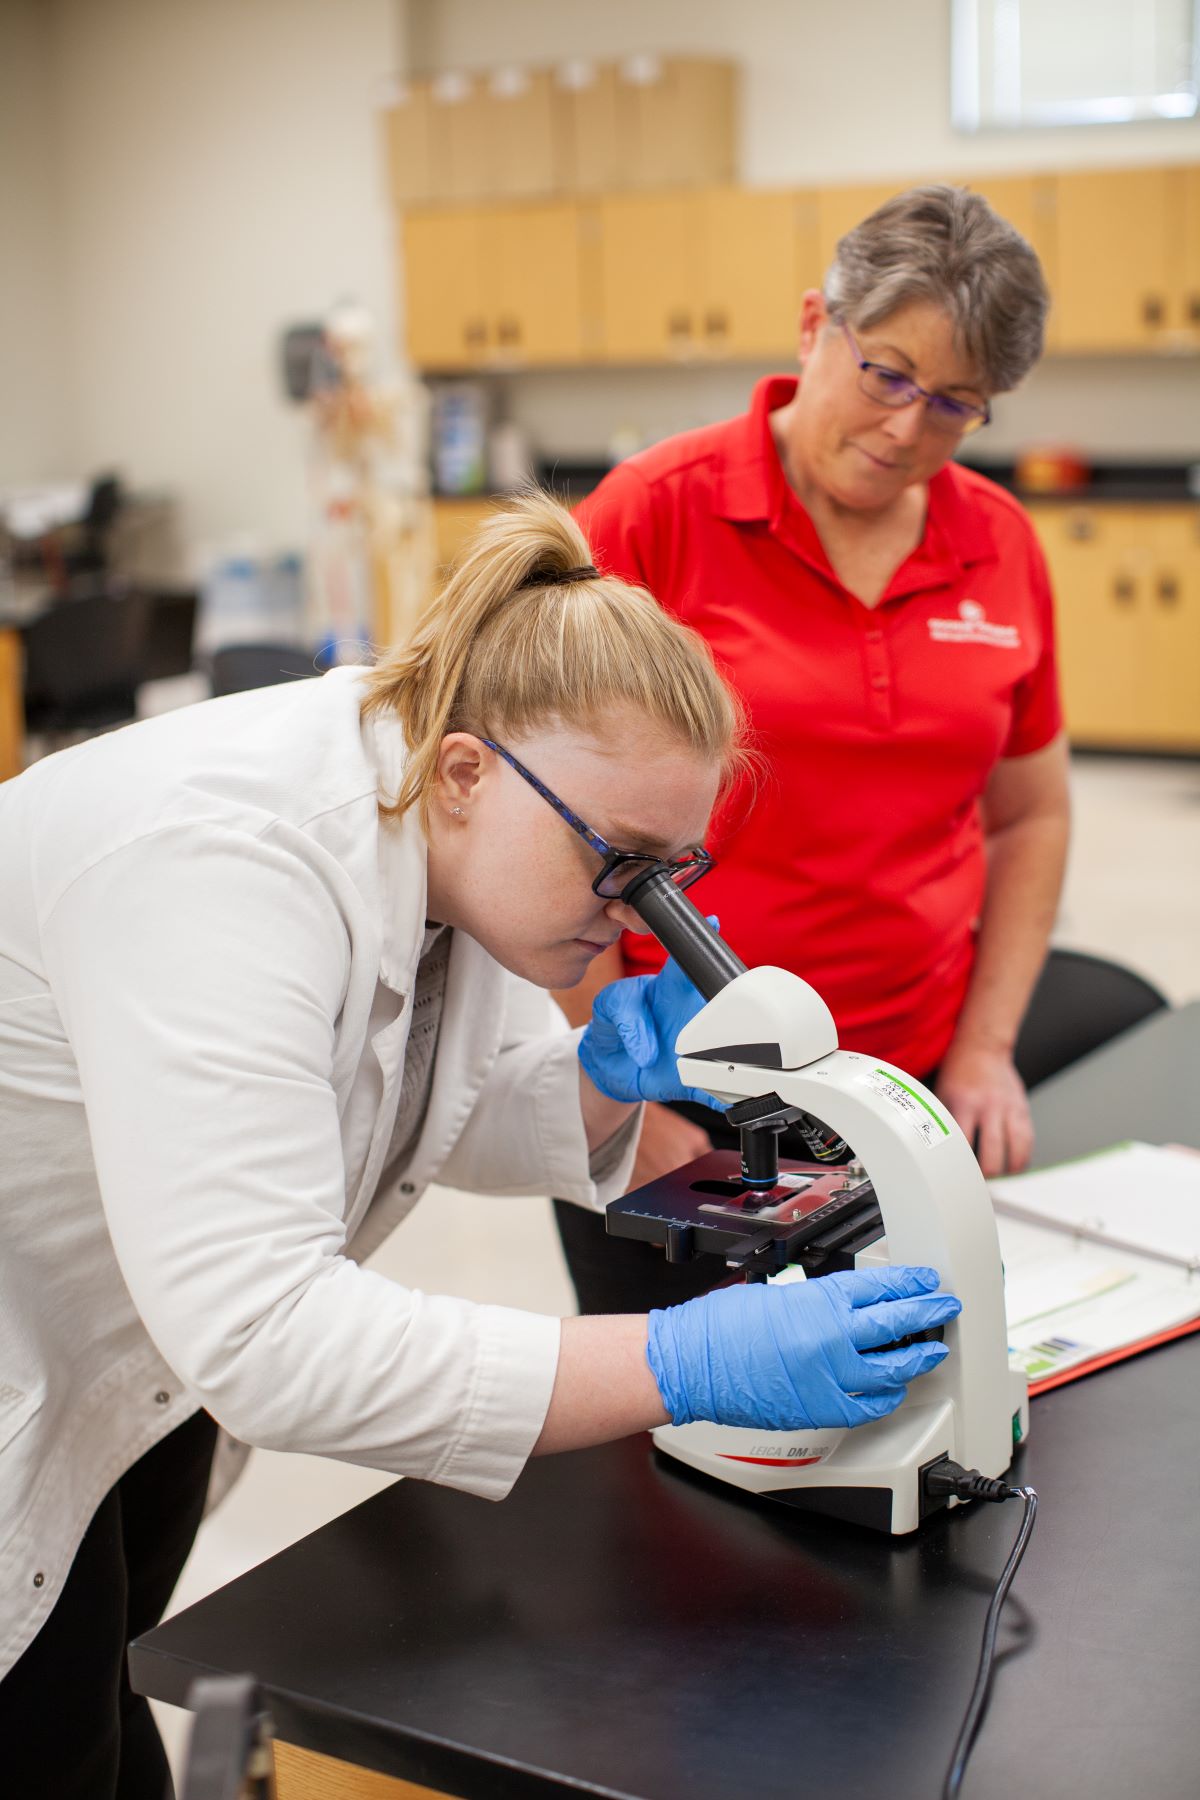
[578,937,725,1109]
[647,1266,961,1431]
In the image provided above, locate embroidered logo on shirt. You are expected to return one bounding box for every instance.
[927,598,1020,648]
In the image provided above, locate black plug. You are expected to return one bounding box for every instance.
[923,1457,1017,1506]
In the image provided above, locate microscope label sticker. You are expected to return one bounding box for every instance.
[860,1068,950,1147]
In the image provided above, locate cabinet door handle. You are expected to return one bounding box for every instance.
[1067,512,1095,542]
[496,316,521,347]
[463,318,487,350]
[1113,575,1135,605]
[1189,294,1200,327]
[667,310,692,342]
[1142,295,1164,328]
[704,309,729,340]
[1157,573,1180,606]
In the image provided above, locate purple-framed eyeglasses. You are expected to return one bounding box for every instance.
[840,321,991,437]
[480,738,715,900]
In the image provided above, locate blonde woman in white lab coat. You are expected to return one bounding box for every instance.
[0,493,958,1796]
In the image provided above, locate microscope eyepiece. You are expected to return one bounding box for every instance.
[619,864,746,1001]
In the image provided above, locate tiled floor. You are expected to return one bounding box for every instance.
[152,752,1200,1773]
[1047,755,1200,1006]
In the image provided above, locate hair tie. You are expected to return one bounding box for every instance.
[519,563,599,590]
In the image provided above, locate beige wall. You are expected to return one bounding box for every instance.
[4,0,399,553]
[410,0,1200,182]
[0,0,68,485]
[413,0,1200,467]
[5,0,1199,554]
[496,356,1200,469]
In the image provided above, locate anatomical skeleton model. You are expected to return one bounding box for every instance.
[307,300,433,657]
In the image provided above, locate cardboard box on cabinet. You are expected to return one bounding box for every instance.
[382,79,433,208]
[426,71,490,204]
[554,60,623,193]
[482,67,560,198]
[617,56,738,190]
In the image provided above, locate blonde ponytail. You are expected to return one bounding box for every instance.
[361,490,747,820]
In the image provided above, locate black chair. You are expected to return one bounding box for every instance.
[208,642,317,697]
[1014,947,1169,1090]
[70,473,124,579]
[141,589,199,683]
[21,588,155,738]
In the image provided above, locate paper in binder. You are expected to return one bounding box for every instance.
[990,1142,1200,1395]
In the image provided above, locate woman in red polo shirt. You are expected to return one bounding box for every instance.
[555,185,1070,1314]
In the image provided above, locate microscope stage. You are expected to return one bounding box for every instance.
[606,1149,885,1276]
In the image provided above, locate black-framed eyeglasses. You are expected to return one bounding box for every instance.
[840,321,991,437]
[480,738,715,900]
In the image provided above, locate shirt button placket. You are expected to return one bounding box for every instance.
[863,621,892,725]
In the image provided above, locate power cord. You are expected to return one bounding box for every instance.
[922,1459,1040,1800]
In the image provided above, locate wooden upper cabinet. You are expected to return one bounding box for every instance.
[817,176,1056,303]
[404,204,592,368]
[598,187,804,360]
[815,183,899,280]
[813,170,1200,358]
[402,210,487,368]
[1051,166,1184,351]
[697,187,803,357]
[597,193,705,359]
[477,203,590,365]
[953,175,1049,251]
[945,174,1058,350]
[401,164,1200,370]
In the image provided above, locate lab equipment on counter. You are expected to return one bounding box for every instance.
[431,382,489,495]
[196,552,306,657]
[606,865,1029,1536]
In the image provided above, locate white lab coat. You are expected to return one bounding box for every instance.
[0,667,639,1674]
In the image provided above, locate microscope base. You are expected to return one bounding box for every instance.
[652,1369,1028,1534]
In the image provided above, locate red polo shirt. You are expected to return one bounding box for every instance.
[576,376,1062,1077]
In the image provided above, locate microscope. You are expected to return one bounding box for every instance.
[606,867,1028,1535]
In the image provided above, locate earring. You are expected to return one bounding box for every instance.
[451,806,464,818]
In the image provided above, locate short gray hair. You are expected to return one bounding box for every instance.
[824,185,1050,393]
